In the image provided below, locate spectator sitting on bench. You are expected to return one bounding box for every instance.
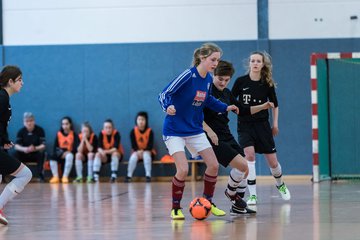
[14,112,46,182]
[125,111,155,183]
[93,119,122,183]
[49,116,79,184]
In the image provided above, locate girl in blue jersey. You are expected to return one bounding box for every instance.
[158,43,239,220]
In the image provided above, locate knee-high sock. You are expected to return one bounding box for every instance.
[236,179,247,198]
[75,159,83,178]
[50,160,59,177]
[63,153,74,178]
[172,176,185,209]
[93,157,101,180]
[111,156,119,178]
[87,159,94,178]
[143,151,152,177]
[270,163,283,187]
[127,152,138,178]
[247,161,257,196]
[0,166,32,210]
[203,173,217,203]
[227,168,246,196]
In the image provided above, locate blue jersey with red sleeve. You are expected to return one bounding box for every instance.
[158,66,228,137]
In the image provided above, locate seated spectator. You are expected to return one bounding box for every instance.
[93,119,122,183]
[49,116,79,184]
[74,122,98,183]
[125,112,155,183]
[14,112,46,182]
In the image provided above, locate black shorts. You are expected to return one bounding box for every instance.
[208,136,244,168]
[237,121,276,154]
[15,151,44,163]
[0,150,22,175]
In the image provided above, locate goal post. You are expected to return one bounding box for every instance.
[311,52,360,182]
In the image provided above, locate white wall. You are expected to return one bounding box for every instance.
[269,0,360,39]
[3,0,258,46]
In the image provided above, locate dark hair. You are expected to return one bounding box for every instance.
[104,119,114,127]
[136,111,149,129]
[0,65,22,88]
[192,43,222,67]
[214,60,235,78]
[60,116,74,132]
[81,121,93,134]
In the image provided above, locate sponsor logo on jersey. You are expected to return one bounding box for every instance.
[243,87,249,91]
[194,91,206,101]
[193,91,206,107]
[243,94,251,104]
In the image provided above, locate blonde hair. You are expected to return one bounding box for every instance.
[245,51,276,87]
[192,43,223,67]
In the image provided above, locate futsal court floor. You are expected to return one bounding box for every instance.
[0,177,359,240]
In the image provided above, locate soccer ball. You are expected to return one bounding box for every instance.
[189,197,211,220]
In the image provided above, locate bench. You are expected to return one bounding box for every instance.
[122,159,205,181]
[28,158,205,182]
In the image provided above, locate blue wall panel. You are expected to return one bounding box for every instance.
[3,38,360,176]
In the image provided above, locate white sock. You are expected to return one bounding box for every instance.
[63,153,74,177]
[93,157,101,180]
[87,159,94,178]
[247,161,257,196]
[227,168,245,196]
[143,151,152,177]
[270,163,283,187]
[75,159,83,178]
[127,152,138,178]
[111,156,119,178]
[50,160,59,177]
[0,166,32,209]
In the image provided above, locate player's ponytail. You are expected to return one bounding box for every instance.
[0,65,22,88]
[192,43,223,67]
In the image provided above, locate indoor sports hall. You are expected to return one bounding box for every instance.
[0,0,360,239]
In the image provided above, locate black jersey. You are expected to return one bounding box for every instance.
[0,89,11,145]
[16,125,46,147]
[231,74,278,122]
[204,84,250,141]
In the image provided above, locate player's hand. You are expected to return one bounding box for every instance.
[167,105,176,115]
[227,105,239,114]
[98,148,105,154]
[208,132,219,146]
[137,150,144,159]
[28,145,36,153]
[262,101,274,109]
[4,142,14,150]
[272,126,279,136]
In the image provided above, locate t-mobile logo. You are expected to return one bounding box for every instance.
[243,94,251,104]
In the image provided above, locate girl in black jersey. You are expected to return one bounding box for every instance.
[0,66,33,225]
[203,60,273,215]
[231,52,291,205]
